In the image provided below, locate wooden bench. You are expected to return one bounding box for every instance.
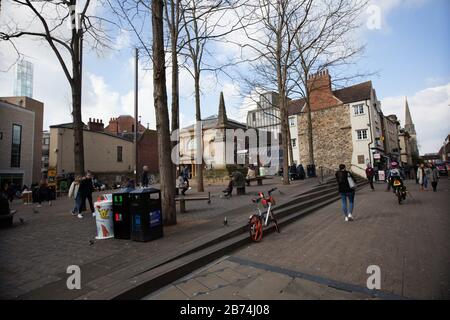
[0,210,17,229]
[175,192,211,213]
[246,176,273,186]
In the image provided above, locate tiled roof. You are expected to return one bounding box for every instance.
[288,98,305,115]
[49,122,133,142]
[333,81,373,104]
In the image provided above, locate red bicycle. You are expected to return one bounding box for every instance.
[248,188,280,242]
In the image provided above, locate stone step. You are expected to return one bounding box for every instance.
[77,181,369,299]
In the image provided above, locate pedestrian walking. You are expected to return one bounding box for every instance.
[431,165,440,192]
[335,164,356,222]
[417,163,426,191]
[84,172,95,216]
[424,164,432,191]
[68,175,82,216]
[37,178,51,208]
[365,164,375,191]
[77,173,94,219]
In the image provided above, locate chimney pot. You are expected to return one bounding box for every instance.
[89,118,92,122]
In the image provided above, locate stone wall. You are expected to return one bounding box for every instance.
[298,105,353,172]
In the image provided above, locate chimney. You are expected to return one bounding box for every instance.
[306,69,338,111]
[88,117,105,132]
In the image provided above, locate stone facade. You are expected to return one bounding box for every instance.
[298,104,353,171]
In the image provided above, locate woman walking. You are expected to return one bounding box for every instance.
[431,165,440,192]
[335,164,357,222]
[68,176,82,218]
[417,163,426,191]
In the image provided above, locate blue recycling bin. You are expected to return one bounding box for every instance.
[129,188,163,242]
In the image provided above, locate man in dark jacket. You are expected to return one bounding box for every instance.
[78,173,95,218]
[336,164,356,222]
[365,164,375,190]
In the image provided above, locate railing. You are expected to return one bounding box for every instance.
[317,166,336,185]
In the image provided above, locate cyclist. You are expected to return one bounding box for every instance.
[388,162,405,195]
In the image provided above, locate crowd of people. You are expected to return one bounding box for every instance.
[340,160,443,223]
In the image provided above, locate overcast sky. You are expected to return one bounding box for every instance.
[0,0,449,155]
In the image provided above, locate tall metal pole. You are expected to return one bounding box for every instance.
[134,48,139,184]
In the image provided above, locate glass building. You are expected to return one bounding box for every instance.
[14,60,33,98]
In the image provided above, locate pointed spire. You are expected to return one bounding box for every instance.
[404,97,416,135]
[217,91,228,127]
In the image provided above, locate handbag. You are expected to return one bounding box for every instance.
[347,173,356,189]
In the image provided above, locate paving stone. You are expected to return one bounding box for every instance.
[236,271,293,300]
[175,278,211,298]
[150,286,189,300]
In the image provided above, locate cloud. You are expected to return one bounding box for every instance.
[365,0,429,33]
[381,83,450,154]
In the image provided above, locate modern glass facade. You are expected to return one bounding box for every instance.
[14,60,33,98]
[246,92,281,137]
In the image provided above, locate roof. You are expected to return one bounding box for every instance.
[333,81,373,104]
[181,115,247,132]
[50,122,133,142]
[0,100,35,115]
[288,98,305,116]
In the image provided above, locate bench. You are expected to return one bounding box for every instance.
[175,192,211,213]
[0,210,17,229]
[246,176,273,186]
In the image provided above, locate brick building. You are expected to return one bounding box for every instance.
[105,116,159,176]
[290,70,388,177]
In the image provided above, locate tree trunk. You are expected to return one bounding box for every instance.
[72,31,84,176]
[305,97,315,166]
[194,71,204,192]
[279,92,290,185]
[152,0,176,225]
[171,35,180,188]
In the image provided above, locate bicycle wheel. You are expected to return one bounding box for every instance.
[271,216,280,233]
[396,190,402,204]
[248,216,263,242]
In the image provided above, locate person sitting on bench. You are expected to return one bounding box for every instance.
[222,177,234,198]
[178,174,190,196]
[245,164,257,186]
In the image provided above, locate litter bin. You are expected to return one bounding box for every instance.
[94,194,114,240]
[112,190,132,240]
[130,188,163,242]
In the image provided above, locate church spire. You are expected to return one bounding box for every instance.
[217,91,228,127]
[404,97,416,135]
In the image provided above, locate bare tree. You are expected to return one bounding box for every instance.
[290,0,368,168]
[236,0,313,184]
[1,0,114,176]
[180,0,244,192]
[152,0,176,225]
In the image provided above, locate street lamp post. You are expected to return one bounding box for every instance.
[134,48,139,184]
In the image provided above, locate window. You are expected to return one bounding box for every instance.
[117,146,123,162]
[11,124,22,168]
[291,139,297,148]
[356,129,368,140]
[353,104,365,115]
[358,155,365,165]
[252,113,256,123]
[289,117,296,127]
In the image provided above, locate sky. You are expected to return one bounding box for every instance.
[0,0,449,155]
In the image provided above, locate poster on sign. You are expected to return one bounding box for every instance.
[378,170,385,181]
